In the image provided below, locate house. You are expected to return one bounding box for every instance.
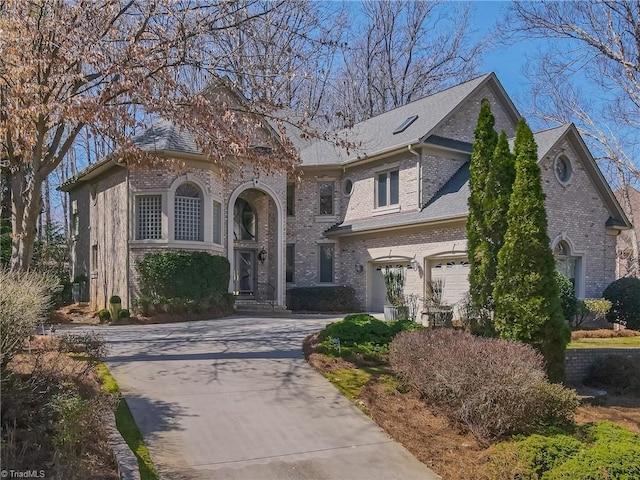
[614,186,640,278]
[60,73,630,314]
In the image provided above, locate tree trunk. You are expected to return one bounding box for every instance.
[9,165,43,272]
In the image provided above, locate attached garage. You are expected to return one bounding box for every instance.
[368,261,411,312]
[428,257,470,313]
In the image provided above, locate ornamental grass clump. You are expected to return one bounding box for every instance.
[389,329,578,443]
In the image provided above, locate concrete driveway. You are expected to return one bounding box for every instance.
[100,315,439,479]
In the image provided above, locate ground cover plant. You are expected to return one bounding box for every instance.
[305,313,640,479]
[96,364,158,480]
[316,313,422,361]
[491,422,640,479]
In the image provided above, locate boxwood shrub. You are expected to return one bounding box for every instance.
[287,286,359,312]
[134,251,233,317]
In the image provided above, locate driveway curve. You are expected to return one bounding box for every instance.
[100,315,439,479]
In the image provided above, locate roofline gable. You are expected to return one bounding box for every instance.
[538,123,631,230]
[419,72,521,143]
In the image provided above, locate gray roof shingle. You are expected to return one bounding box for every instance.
[325,125,577,236]
[299,73,494,166]
[132,118,201,155]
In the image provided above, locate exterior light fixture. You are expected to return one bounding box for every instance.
[258,246,267,264]
[355,263,364,273]
[410,258,420,270]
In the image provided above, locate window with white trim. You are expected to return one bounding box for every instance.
[136,195,162,240]
[319,244,334,283]
[174,183,203,241]
[212,200,222,244]
[376,169,399,208]
[318,181,334,215]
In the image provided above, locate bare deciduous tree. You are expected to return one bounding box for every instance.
[499,0,640,276]
[0,0,310,271]
[330,0,483,127]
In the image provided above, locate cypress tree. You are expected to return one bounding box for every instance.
[467,100,498,315]
[480,131,515,311]
[493,118,570,382]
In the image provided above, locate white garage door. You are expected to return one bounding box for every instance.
[369,262,410,312]
[429,259,470,310]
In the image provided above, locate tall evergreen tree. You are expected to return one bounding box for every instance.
[493,119,570,382]
[467,100,498,315]
[480,131,516,311]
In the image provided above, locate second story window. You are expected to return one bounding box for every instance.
[376,169,399,208]
[175,183,203,241]
[287,183,295,216]
[319,181,334,215]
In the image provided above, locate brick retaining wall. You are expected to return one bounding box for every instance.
[564,348,640,386]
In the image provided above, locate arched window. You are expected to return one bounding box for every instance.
[174,182,203,241]
[234,198,256,240]
[554,240,577,285]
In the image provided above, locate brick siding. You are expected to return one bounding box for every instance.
[564,348,640,386]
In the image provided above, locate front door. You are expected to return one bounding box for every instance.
[235,249,256,296]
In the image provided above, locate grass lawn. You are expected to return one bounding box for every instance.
[568,336,640,349]
[96,363,159,480]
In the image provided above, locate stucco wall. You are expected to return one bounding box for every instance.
[541,138,617,297]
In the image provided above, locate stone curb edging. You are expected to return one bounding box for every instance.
[104,404,141,480]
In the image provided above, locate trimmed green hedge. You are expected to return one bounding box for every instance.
[137,251,230,300]
[287,286,359,312]
[134,251,233,317]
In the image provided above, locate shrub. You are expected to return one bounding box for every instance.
[287,286,359,312]
[137,251,230,301]
[118,309,130,319]
[544,423,640,480]
[109,295,121,304]
[317,314,422,360]
[556,272,577,323]
[0,269,58,369]
[97,309,111,323]
[491,433,584,479]
[389,329,578,443]
[603,277,640,330]
[491,423,640,480]
[586,355,640,395]
[571,328,640,340]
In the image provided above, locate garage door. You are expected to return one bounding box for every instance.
[429,259,470,310]
[369,263,410,312]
